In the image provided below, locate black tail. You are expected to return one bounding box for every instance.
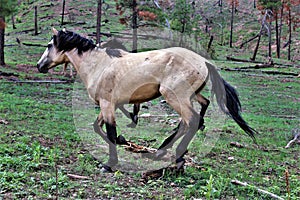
[206,62,258,141]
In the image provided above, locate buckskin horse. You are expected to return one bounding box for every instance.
[37,28,257,172]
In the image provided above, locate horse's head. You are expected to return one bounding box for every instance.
[37,28,69,73]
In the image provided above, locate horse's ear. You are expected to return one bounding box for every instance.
[52,27,58,35]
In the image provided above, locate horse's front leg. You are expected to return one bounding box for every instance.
[94,101,119,172]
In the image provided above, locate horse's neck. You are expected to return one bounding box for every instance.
[65,49,110,101]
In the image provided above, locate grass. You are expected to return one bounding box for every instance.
[1,0,300,199]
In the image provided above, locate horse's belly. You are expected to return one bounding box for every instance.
[128,83,161,104]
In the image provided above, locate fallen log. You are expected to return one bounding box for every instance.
[239,63,274,69]
[222,68,299,76]
[22,42,47,47]
[226,56,263,64]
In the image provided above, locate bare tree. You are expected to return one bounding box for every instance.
[251,9,272,61]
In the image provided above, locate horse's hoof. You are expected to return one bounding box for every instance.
[116,135,128,145]
[126,123,137,128]
[199,125,205,131]
[100,165,113,173]
[155,149,167,160]
[176,157,185,172]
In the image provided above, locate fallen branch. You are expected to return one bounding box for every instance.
[285,133,300,149]
[230,142,245,148]
[239,63,274,69]
[67,174,91,180]
[139,113,179,118]
[222,68,299,76]
[3,80,72,84]
[226,56,294,67]
[231,180,284,200]
[0,71,19,77]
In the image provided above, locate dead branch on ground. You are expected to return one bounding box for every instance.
[285,133,300,149]
[231,180,284,200]
[67,174,91,180]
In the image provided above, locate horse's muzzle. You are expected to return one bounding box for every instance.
[37,64,49,73]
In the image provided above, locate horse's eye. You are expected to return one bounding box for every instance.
[47,44,53,49]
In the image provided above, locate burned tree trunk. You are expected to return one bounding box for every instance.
[287,8,292,60]
[229,2,234,48]
[34,6,38,35]
[96,0,102,44]
[0,16,5,66]
[61,0,66,26]
[132,0,138,53]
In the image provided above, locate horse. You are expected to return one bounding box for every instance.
[37,28,257,172]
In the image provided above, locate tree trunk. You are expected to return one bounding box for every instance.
[96,0,102,44]
[61,0,66,26]
[34,6,38,35]
[207,35,214,51]
[132,0,138,53]
[253,0,256,8]
[288,8,292,60]
[267,21,271,59]
[0,16,5,66]
[278,3,284,58]
[11,15,16,29]
[275,13,280,58]
[219,0,223,13]
[229,2,234,48]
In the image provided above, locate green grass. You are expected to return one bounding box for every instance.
[1,0,299,199]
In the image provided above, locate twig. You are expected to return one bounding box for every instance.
[67,174,91,180]
[139,113,179,118]
[231,180,284,200]
[285,133,300,149]
[2,80,72,84]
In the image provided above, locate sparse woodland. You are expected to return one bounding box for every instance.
[0,0,299,199]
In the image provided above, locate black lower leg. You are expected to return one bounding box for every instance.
[158,122,180,150]
[198,98,210,130]
[130,103,140,124]
[104,122,118,171]
[105,123,117,144]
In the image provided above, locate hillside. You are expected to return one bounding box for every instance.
[0,0,299,199]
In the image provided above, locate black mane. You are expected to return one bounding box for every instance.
[54,30,96,55]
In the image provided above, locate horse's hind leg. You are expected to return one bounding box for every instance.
[156,94,209,155]
[118,104,140,128]
[195,94,210,131]
[127,103,140,128]
[159,87,200,170]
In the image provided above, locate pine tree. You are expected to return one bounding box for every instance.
[0,0,18,66]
